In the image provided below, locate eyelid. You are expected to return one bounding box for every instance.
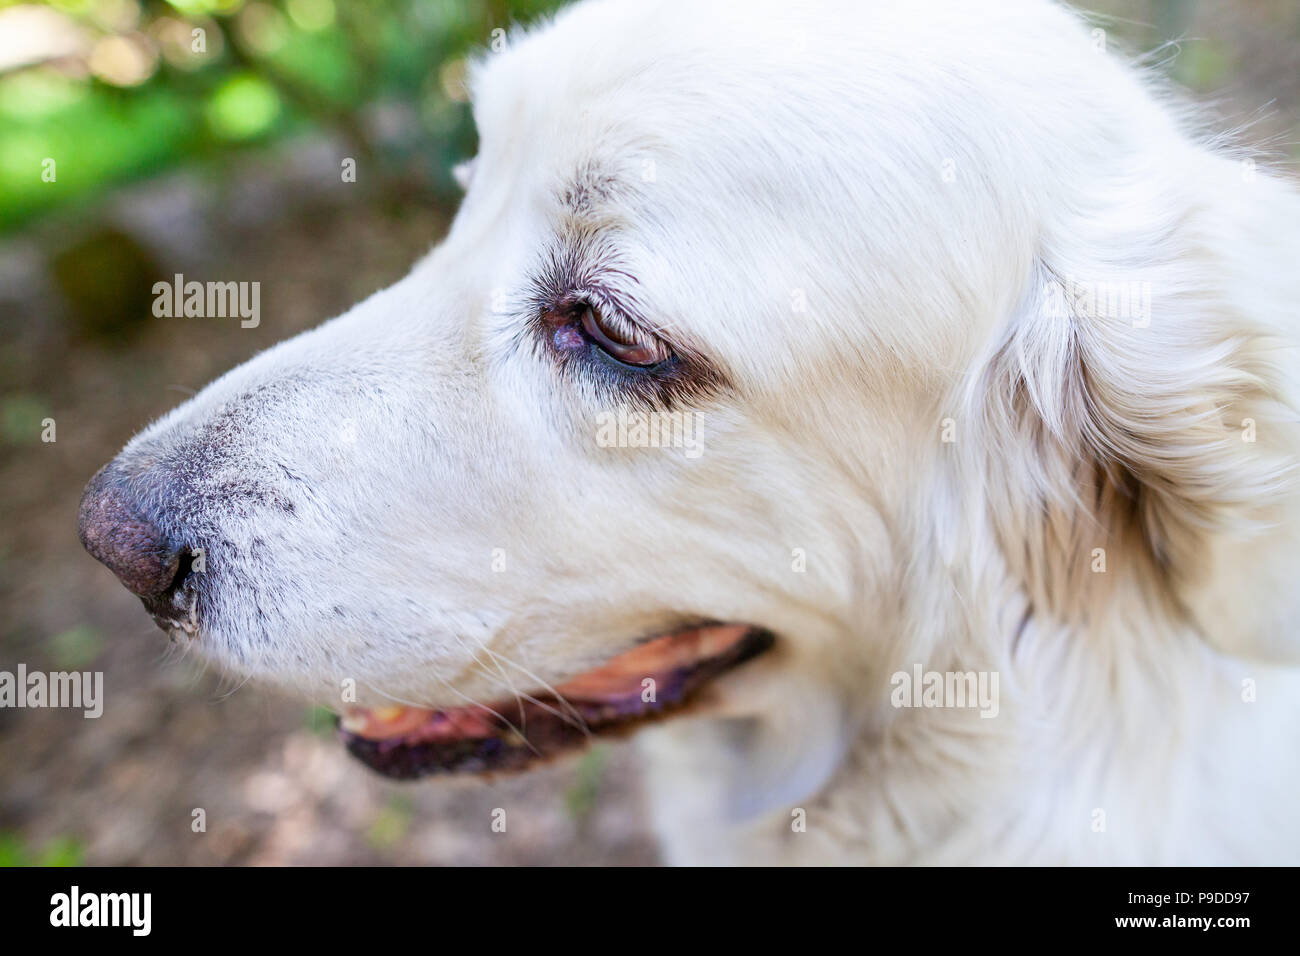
[585,302,647,346]
[582,306,672,366]
[572,288,656,341]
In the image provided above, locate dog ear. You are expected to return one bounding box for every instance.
[966,159,1300,663]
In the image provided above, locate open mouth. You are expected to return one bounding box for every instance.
[339,624,774,779]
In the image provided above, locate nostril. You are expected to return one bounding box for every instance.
[77,467,183,598]
[138,546,198,629]
[170,548,194,593]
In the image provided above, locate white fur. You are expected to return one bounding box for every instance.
[118,0,1300,864]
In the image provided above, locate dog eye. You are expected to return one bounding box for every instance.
[579,306,670,367]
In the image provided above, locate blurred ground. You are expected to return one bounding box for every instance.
[1,1,1297,866]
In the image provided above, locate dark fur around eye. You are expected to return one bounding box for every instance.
[523,236,731,413]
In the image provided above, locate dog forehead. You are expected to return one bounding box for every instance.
[466,16,700,193]
[469,0,718,114]
[456,0,1080,381]
[464,1,947,224]
[464,0,861,173]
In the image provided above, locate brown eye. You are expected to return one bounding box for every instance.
[579,306,670,367]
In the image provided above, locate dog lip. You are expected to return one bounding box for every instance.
[141,576,201,638]
[339,624,775,780]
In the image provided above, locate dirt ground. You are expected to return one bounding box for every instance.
[1,2,1297,866]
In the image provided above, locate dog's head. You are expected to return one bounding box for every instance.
[79,0,1300,794]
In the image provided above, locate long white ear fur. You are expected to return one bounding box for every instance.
[968,153,1300,662]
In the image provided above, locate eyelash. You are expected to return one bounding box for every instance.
[541,293,665,362]
[580,305,652,355]
[522,243,728,409]
[528,296,689,404]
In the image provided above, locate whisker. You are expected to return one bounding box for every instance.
[369,679,543,759]
[470,646,593,737]
[447,633,592,740]
[481,644,590,736]
[449,632,528,733]
[212,669,254,702]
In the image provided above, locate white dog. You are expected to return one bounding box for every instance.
[79,0,1300,865]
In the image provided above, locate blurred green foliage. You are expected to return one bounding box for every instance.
[0,0,563,232]
[303,703,338,736]
[0,392,51,444]
[48,624,103,668]
[0,831,84,866]
[365,793,413,851]
[564,742,608,826]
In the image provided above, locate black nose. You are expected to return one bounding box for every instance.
[78,466,184,599]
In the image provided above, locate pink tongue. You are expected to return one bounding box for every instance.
[344,624,751,741]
